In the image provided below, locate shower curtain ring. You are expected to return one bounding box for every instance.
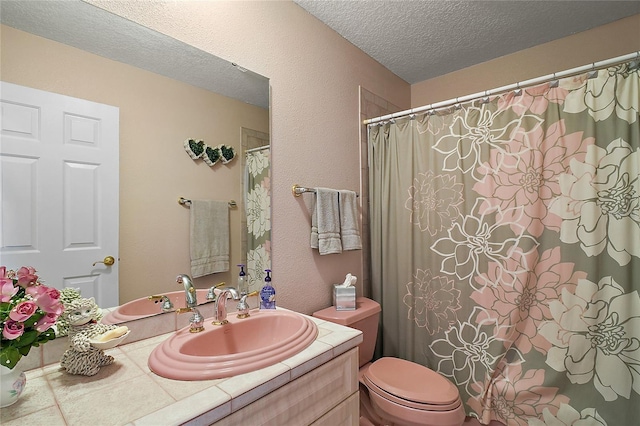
[514,83,522,97]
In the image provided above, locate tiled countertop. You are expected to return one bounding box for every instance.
[0,311,362,426]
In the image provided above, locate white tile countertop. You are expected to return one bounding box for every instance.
[0,310,362,426]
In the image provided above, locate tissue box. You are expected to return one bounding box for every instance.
[333,285,356,311]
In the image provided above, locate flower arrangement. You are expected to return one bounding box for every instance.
[0,266,63,369]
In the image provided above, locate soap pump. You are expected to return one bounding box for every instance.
[259,269,276,310]
[237,264,248,296]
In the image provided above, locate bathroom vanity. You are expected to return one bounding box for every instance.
[0,310,362,425]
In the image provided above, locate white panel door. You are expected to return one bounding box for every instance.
[0,82,119,308]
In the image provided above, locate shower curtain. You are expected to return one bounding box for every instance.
[245,148,271,291]
[368,60,639,425]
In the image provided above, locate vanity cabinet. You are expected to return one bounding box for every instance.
[213,348,359,426]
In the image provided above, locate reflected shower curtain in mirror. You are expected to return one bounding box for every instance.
[245,148,271,291]
[368,61,639,425]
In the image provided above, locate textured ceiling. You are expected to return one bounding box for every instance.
[0,0,270,109]
[294,0,640,84]
[3,1,638,98]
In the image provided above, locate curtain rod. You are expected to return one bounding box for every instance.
[364,51,639,125]
[246,145,270,153]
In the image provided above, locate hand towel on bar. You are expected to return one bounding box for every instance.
[310,188,343,255]
[339,190,362,251]
[190,200,229,277]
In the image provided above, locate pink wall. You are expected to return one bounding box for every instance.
[86,0,411,314]
[87,2,640,315]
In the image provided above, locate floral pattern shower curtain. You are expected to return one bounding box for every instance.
[368,60,639,425]
[245,148,271,291]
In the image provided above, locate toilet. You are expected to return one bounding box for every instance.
[313,297,465,426]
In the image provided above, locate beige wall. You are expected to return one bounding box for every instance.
[412,14,640,106]
[1,25,269,304]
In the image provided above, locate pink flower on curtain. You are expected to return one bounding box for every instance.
[403,269,461,335]
[432,103,542,181]
[528,404,608,426]
[466,363,569,426]
[550,139,640,266]
[431,197,539,291]
[564,63,640,125]
[404,171,463,236]
[539,276,640,401]
[497,82,570,116]
[470,247,586,354]
[473,120,592,237]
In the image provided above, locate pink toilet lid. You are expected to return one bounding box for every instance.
[365,357,460,406]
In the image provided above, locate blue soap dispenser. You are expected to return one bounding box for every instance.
[259,269,276,309]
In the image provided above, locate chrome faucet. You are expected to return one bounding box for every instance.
[212,286,240,325]
[236,290,259,319]
[148,294,174,312]
[206,282,226,302]
[176,274,197,308]
[176,307,205,333]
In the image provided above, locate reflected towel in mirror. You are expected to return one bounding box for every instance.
[190,200,229,277]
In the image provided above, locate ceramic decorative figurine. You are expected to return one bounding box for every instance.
[60,297,129,376]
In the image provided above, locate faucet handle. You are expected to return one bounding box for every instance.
[176,307,205,333]
[237,290,259,319]
[206,282,227,301]
[148,295,174,312]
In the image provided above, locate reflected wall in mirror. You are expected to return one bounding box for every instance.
[0,1,270,322]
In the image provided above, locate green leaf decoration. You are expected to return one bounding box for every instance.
[203,146,221,166]
[189,139,205,157]
[184,138,206,159]
[219,145,236,163]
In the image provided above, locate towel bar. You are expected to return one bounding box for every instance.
[178,197,237,208]
[291,184,358,197]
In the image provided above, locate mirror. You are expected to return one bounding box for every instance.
[0,1,271,322]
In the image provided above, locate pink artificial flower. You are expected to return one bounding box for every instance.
[16,266,38,287]
[2,319,24,340]
[26,285,63,315]
[34,312,59,332]
[0,266,14,286]
[0,279,19,303]
[9,300,38,322]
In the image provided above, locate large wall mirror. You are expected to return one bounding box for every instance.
[0,1,270,322]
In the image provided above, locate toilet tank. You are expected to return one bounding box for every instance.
[313,297,381,367]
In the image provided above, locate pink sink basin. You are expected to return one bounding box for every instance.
[148,309,318,380]
[102,289,211,324]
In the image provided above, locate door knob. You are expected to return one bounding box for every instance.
[93,256,115,266]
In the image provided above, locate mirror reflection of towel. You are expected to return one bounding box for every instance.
[190,200,229,277]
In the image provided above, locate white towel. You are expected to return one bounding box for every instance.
[310,188,343,255]
[339,190,362,251]
[190,200,229,277]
